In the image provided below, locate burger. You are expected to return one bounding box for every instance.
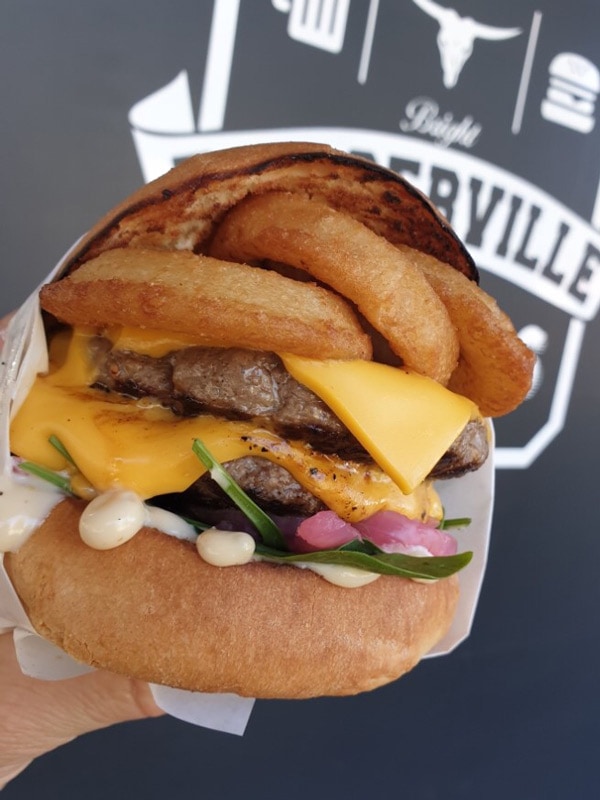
[0,142,534,698]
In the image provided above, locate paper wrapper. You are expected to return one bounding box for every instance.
[0,252,494,736]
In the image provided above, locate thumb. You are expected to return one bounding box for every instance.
[0,632,163,787]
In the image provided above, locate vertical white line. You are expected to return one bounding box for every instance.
[591,171,600,229]
[511,10,543,135]
[357,0,379,85]
[198,0,241,132]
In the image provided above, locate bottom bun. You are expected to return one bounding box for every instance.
[5,498,459,699]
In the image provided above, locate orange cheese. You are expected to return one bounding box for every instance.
[281,353,478,494]
[9,329,443,522]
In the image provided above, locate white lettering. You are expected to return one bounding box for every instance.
[400,97,481,149]
[126,116,600,320]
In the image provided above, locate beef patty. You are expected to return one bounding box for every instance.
[91,341,489,514]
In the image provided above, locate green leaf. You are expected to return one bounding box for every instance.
[439,516,472,530]
[338,538,380,555]
[19,461,72,494]
[48,434,77,466]
[178,514,211,532]
[255,542,472,580]
[192,438,286,550]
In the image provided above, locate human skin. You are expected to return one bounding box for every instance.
[0,315,163,788]
[0,633,163,787]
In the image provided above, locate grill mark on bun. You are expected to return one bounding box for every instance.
[60,144,477,282]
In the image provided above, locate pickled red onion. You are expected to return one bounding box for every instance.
[355,511,457,556]
[294,511,358,553]
[292,509,457,557]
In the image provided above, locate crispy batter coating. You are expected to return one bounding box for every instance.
[409,247,535,416]
[210,192,459,385]
[40,248,373,360]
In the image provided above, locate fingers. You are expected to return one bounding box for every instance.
[0,633,163,788]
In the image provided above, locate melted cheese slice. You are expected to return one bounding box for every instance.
[9,329,443,523]
[106,327,206,358]
[281,353,478,494]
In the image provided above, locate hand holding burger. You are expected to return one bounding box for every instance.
[1,143,535,700]
[0,317,163,791]
[0,630,163,789]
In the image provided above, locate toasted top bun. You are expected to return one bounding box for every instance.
[61,141,477,282]
[4,499,459,698]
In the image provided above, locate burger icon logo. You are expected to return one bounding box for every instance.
[541,52,600,133]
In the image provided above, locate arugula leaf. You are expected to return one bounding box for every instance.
[189,439,473,577]
[439,516,471,530]
[192,438,286,550]
[49,434,77,466]
[18,436,84,494]
[19,461,72,494]
[255,541,472,580]
[178,514,212,532]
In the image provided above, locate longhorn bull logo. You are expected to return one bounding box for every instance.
[412,0,521,88]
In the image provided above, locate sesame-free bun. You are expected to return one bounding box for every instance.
[5,499,459,698]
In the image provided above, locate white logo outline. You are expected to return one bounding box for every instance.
[126,0,598,471]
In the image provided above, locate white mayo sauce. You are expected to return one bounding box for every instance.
[79,491,147,549]
[0,471,64,552]
[1,480,381,588]
[194,527,381,586]
[78,490,197,550]
[296,561,380,588]
[76,490,381,587]
[197,527,381,586]
[196,527,256,567]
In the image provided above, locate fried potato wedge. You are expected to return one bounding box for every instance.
[409,247,535,416]
[210,192,459,386]
[40,248,373,360]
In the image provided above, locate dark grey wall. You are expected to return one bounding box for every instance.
[2,2,600,798]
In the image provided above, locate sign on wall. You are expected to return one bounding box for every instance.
[127,0,600,469]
